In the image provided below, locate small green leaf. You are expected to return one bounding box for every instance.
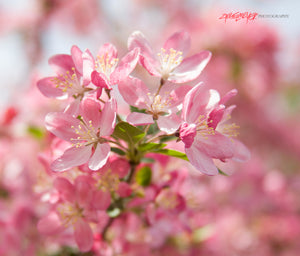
[218,168,229,176]
[112,122,145,145]
[27,126,44,139]
[130,106,146,113]
[111,147,126,155]
[136,166,152,186]
[138,142,166,152]
[151,149,189,161]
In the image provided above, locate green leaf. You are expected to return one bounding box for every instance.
[138,142,166,152]
[107,207,121,218]
[218,168,229,176]
[27,126,44,139]
[112,122,145,145]
[151,149,189,161]
[135,166,152,186]
[140,157,155,163]
[130,105,146,113]
[111,147,126,155]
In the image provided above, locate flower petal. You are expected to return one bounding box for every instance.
[185,146,218,175]
[45,112,81,142]
[49,54,75,75]
[163,30,191,56]
[128,31,160,77]
[118,77,150,109]
[99,99,117,136]
[92,190,111,210]
[54,177,76,203]
[195,132,234,160]
[37,77,65,98]
[74,219,94,252]
[170,51,211,83]
[51,146,92,172]
[80,97,102,129]
[157,114,181,134]
[71,45,83,75]
[82,50,95,85]
[98,43,118,60]
[37,212,63,235]
[91,70,110,89]
[110,47,140,84]
[127,112,154,126]
[88,143,110,171]
[232,139,251,162]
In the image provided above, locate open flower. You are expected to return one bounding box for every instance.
[179,84,238,175]
[83,43,140,94]
[37,45,94,114]
[45,97,116,171]
[38,176,98,252]
[128,30,211,83]
[118,76,191,133]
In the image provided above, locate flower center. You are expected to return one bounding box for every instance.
[70,120,99,148]
[219,123,240,137]
[96,169,120,192]
[95,54,119,78]
[51,67,84,95]
[196,115,215,139]
[146,93,174,120]
[57,202,84,227]
[157,48,183,79]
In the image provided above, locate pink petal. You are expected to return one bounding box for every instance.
[37,77,65,98]
[74,176,93,208]
[74,219,94,252]
[208,105,225,129]
[117,182,132,197]
[64,98,81,116]
[80,97,102,129]
[159,83,191,109]
[170,51,211,83]
[54,177,76,203]
[71,45,83,75]
[182,84,219,123]
[157,114,181,134]
[110,47,140,84]
[195,132,234,160]
[88,143,110,171]
[49,54,75,75]
[127,31,160,77]
[92,190,111,210]
[98,43,118,60]
[99,99,117,136]
[51,146,92,172]
[232,139,251,162]
[82,50,95,85]
[118,77,150,109]
[37,212,63,235]
[91,70,110,89]
[163,30,191,56]
[185,147,218,175]
[128,31,155,60]
[220,89,238,104]
[179,122,197,148]
[127,112,154,126]
[45,112,81,142]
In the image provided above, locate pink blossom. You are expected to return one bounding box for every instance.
[45,97,116,171]
[118,76,191,133]
[37,45,94,114]
[179,84,248,175]
[38,176,98,252]
[128,30,211,83]
[83,43,140,93]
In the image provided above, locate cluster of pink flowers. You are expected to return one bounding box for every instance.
[36,31,249,252]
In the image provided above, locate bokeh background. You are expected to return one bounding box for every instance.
[0,0,299,255]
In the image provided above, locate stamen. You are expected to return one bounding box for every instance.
[95,52,119,78]
[157,48,183,79]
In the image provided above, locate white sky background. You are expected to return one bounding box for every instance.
[0,0,299,107]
